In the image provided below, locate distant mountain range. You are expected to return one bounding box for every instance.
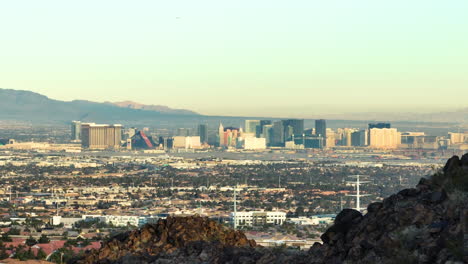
[0,88,200,125]
[0,88,466,130]
[105,100,198,115]
[320,109,468,124]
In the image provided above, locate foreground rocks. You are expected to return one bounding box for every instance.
[308,153,468,264]
[76,153,468,264]
[77,216,262,264]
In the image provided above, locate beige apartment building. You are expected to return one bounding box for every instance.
[81,123,122,149]
[369,128,401,149]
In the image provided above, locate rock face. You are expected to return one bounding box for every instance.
[308,153,468,264]
[78,216,258,264]
[76,153,468,264]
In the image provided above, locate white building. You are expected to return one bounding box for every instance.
[287,215,335,226]
[243,137,266,150]
[173,136,201,149]
[50,216,84,228]
[231,211,286,227]
[98,215,141,227]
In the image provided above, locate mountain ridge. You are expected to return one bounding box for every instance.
[105,100,198,115]
[0,88,200,124]
[0,89,465,131]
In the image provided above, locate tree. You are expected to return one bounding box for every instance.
[7,227,20,235]
[295,206,305,217]
[0,248,9,260]
[36,248,47,260]
[38,234,50,244]
[25,236,37,246]
[48,248,75,264]
[0,233,12,242]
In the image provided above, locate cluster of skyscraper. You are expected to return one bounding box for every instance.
[70,120,413,151]
[218,119,330,149]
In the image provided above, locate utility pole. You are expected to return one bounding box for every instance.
[346,175,370,212]
[278,174,281,188]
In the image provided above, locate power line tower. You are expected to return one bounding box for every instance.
[346,175,371,212]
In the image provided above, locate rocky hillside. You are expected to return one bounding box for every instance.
[77,216,260,264]
[76,154,468,264]
[307,153,468,264]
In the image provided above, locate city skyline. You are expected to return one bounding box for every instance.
[1,1,467,117]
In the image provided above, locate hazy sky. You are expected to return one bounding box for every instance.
[1,1,467,117]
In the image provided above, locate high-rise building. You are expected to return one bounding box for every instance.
[271,121,285,146]
[351,130,368,147]
[262,124,274,146]
[218,123,225,146]
[218,123,241,147]
[448,132,468,145]
[81,123,122,149]
[198,124,208,144]
[282,119,304,139]
[256,120,272,137]
[369,123,391,129]
[293,135,324,149]
[368,128,401,149]
[159,136,173,150]
[326,129,336,147]
[245,120,261,134]
[242,137,267,150]
[71,121,82,141]
[176,128,191,137]
[173,136,201,149]
[315,119,327,146]
[336,128,356,146]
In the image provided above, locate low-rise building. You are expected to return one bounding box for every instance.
[231,211,286,227]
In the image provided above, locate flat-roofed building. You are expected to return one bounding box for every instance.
[71,121,82,141]
[172,136,201,149]
[368,128,401,149]
[243,137,266,150]
[231,211,286,227]
[81,123,122,149]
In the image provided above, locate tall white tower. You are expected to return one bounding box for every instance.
[218,123,225,147]
[346,175,370,212]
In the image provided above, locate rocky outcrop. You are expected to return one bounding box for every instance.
[76,154,468,264]
[78,216,259,264]
[308,153,468,264]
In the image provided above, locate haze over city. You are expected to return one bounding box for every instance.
[1,1,467,117]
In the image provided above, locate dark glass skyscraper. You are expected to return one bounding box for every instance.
[315,119,327,146]
[281,119,304,140]
[198,124,208,144]
[271,121,285,146]
[368,123,391,129]
[256,120,272,137]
